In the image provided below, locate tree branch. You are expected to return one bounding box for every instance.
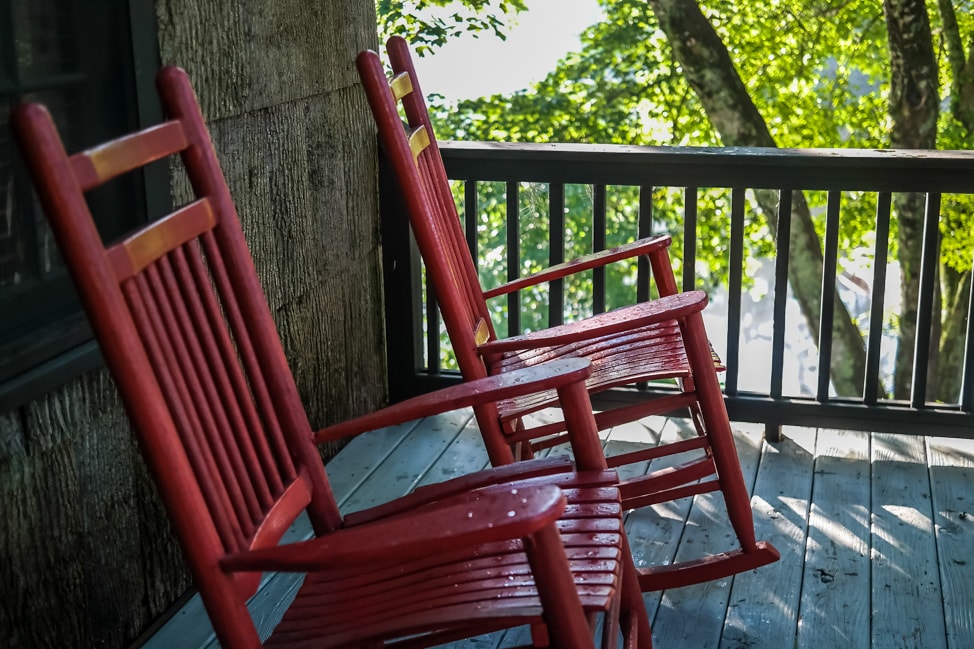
[935,0,965,84]
[934,0,974,132]
[647,0,868,395]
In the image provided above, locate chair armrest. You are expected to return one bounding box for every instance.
[219,483,565,573]
[313,357,592,444]
[478,290,707,355]
[482,235,671,299]
[342,456,575,526]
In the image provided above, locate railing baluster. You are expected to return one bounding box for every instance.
[682,188,698,292]
[461,180,479,371]
[426,279,441,374]
[770,189,792,401]
[817,191,841,402]
[725,188,746,396]
[864,192,892,404]
[506,181,520,336]
[406,143,974,437]
[593,184,607,314]
[637,185,653,303]
[961,253,974,411]
[549,183,565,326]
[464,180,477,261]
[912,192,942,408]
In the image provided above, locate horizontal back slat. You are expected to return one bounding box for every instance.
[70,121,187,190]
[107,198,217,280]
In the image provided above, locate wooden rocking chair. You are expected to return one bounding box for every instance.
[357,36,779,592]
[10,66,653,649]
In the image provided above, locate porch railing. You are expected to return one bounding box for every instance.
[380,142,974,439]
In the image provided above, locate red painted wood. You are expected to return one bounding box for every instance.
[70,120,187,190]
[222,482,568,571]
[341,457,578,526]
[315,357,592,442]
[482,235,674,299]
[106,198,217,279]
[359,35,780,594]
[11,66,646,649]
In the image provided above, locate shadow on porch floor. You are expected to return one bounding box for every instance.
[139,410,974,649]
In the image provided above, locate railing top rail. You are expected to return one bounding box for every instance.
[440,141,974,193]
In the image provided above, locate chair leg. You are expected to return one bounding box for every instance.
[619,533,654,649]
[524,525,600,649]
[529,622,549,648]
[682,311,757,551]
[628,311,780,591]
[598,583,621,649]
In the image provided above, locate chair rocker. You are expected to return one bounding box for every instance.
[357,36,779,592]
[11,65,653,649]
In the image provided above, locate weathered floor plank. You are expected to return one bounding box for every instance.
[649,421,766,649]
[721,425,816,649]
[926,436,974,649]
[614,416,698,623]
[339,410,473,514]
[140,415,974,649]
[796,428,871,648]
[871,433,947,649]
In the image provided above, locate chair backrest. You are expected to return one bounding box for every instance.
[357,37,497,380]
[11,66,342,646]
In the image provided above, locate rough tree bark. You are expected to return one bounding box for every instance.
[1,1,384,648]
[932,0,974,402]
[883,0,940,400]
[936,0,974,133]
[647,0,868,396]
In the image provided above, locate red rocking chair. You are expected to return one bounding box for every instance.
[357,36,779,592]
[11,65,652,649]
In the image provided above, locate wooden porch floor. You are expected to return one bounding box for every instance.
[144,410,974,649]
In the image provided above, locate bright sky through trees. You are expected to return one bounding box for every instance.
[411,0,602,100]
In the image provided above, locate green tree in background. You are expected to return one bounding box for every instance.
[376,0,525,54]
[378,0,974,402]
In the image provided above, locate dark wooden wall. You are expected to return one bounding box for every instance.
[0,1,384,647]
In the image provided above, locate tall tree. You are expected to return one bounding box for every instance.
[927,0,974,401]
[377,0,524,54]
[645,0,867,395]
[383,0,974,401]
[883,0,941,400]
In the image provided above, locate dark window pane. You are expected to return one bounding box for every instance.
[0,0,149,392]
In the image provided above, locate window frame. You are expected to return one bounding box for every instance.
[0,0,164,410]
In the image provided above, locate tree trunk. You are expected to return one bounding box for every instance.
[883,0,940,399]
[939,264,969,402]
[1,2,385,648]
[933,0,974,403]
[648,0,867,396]
[936,0,974,133]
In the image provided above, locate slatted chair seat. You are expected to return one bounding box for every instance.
[11,66,653,649]
[357,35,780,592]
[265,477,623,649]
[490,315,693,422]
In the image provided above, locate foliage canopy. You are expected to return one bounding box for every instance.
[376,0,974,399]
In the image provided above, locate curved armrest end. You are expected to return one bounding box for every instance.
[343,456,575,526]
[314,357,592,443]
[220,483,566,573]
[483,235,672,299]
[479,290,708,354]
